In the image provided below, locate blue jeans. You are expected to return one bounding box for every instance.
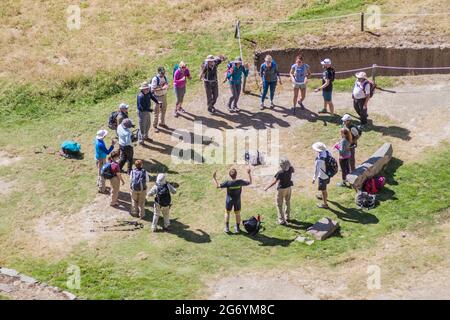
[261,81,277,104]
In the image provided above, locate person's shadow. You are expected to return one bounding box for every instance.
[286,219,313,230]
[364,119,411,141]
[328,200,379,224]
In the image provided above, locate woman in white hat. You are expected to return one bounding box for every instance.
[94,129,116,193]
[352,71,372,126]
[312,142,330,209]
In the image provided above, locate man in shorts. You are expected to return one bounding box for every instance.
[213,168,252,234]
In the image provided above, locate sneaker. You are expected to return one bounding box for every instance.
[233,106,240,112]
[224,226,230,233]
[180,107,186,113]
[337,182,347,187]
[211,107,216,113]
[151,227,157,233]
[234,225,241,233]
[292,107,296,115]
[270,101,274,109]
[228,106,234,112]
[260,104,265,110]
[154,127,160,133]
[278,221,287,226]
[318,108,327,114]
[317,203,329,209]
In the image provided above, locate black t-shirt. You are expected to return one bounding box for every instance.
[322,67,334,92]
[275,167,294,189]
[220,179,250,200]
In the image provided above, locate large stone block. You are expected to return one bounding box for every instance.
[346,143,393,190]
[306,217,339,241]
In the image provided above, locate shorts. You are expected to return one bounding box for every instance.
[174,86,186,105]
[322,90,333,102]
[225,197,241,212]
[293,83,306,89]
[318,178,330,191]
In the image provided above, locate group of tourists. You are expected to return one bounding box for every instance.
[92,52,373,233]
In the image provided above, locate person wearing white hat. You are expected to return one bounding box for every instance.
[314,58,335,115]
[312,142,330,209]
[290,55,311,114]
[341,114,361,171]
[226,57,249,112]
[352,71,371,126]
[137,81,161,145]
[94,129,116,193]
[147,173,177,232]
[200,54,226,114]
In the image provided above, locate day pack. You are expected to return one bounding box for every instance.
[363,176,386,194]
[319,151,338,178]
[61,140,81,155]
[243,215,262,235]
[356,191,376,209]
[327,67,336,82]
[108,111,119,130]
[130,169,147,192]
[172,64,179,79]
[155,183,171,207]
[363,79,376,98]
[349,124,363,138]
[100,162,114,179]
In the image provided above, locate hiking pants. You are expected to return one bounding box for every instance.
[153,95,167,127]
[96,158,106,192]
[131,189,147,218]
[261,81,277,104]
[152,203,170,230]
[350,147,356,172]
[228,83,242,108]
[339,158,351,181]
[119,145,134,174]
[138,110,151,142]
[204,81,219,110]
[110,176,120,205]
[276,187,291,224]
[353,98,368,125]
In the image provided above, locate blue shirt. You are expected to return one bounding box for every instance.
[291,63,309,83]
[117,124,132,147]
[227,64,249,85]
[260,61,279,83]
[94,139,114,160]
[137,91,159,112]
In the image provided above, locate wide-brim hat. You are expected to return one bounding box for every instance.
[139,82,151,90]
[321,58,332,65]
[96,129,108,140]
[355,71,367,79]
[312,142,327,152]
[119,103,129,110]
[341,114,352,122]
[205,55,215,62]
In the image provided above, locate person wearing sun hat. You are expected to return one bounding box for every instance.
[94,129,116,193]
[314,58,335,115]
[352,71,371,126]
[200,54,226,114]
[341,113,360,171]
[312,142,330,209]
[226,56,249,112]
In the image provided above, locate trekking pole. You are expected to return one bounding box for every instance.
[236,20,248,94]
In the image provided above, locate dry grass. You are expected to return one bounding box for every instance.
[0,0,448,83]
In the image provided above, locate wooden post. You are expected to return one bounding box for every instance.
[372,64,377,83]
[361,12,365,32]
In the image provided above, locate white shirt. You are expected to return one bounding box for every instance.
[313,151,329,180]
[352,80,371,100]
[151,75,169,97]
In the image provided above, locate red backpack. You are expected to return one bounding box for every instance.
[364,176,385,194]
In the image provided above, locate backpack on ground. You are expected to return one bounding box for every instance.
[108,111,119,130]
[356,191,376,209]
[130,168,147,191]
[100,162,114,179]
[245,150,266,166]
[363,79,376,98]
[319,151,338,178]
[60,140,81,158]
[155,183,171,207]
[363,176,386,194]
[243,215,262,235]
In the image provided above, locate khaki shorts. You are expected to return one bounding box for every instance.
[293,83,306,89]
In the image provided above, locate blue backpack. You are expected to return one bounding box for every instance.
[61,140,81,155]
[100,162,114,179]
[130,168,147,191]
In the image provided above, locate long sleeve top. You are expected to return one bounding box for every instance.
[173,68,191,88]
[94,139,114,160]
[227,64,249,85]
[313,151,329,180]
[137,91,159,112]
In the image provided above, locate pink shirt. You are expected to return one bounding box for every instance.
[174,68,190,88]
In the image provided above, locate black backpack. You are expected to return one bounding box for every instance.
[243,215,262,235]
[328,67,336,82]
[130,169,147,191]
[349,124,363,139]
[108,111,119,130]
[319,151,338,178]
[363,79,376,98]
[155,183,171,207]
[356,191,376,209]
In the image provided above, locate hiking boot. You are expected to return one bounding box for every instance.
[292,107,296,115]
